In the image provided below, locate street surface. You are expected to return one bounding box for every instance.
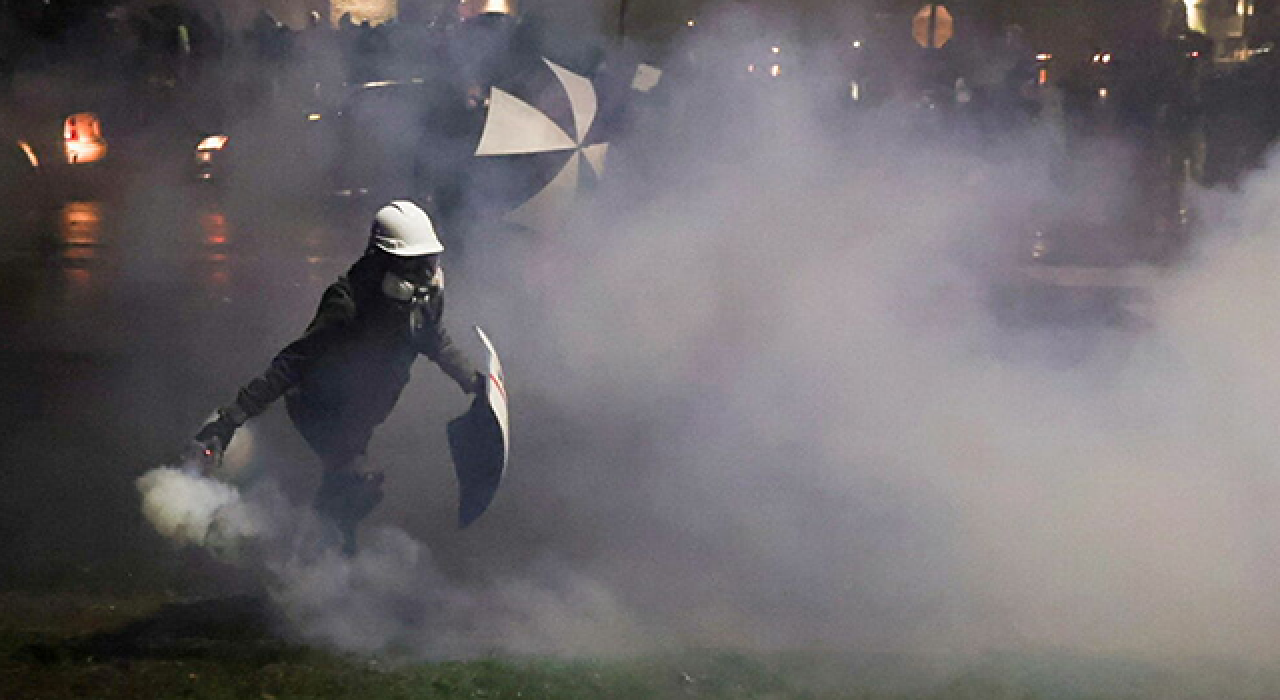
[0,188,358,592]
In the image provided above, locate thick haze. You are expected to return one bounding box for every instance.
[125,2,1280,662]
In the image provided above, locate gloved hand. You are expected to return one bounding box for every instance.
[185,406,245,470]
[466,371,487,395]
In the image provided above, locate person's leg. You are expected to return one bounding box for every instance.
[287,397,384,555]
[313,455,384,556]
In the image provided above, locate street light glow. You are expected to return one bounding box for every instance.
[1184,0,1207,32]
[197,134,229,151]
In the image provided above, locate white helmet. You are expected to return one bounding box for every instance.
[371,200,444,256]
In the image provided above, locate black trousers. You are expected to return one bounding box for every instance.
[286,394,385,555]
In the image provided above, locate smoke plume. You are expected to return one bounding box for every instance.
[137,458,650,657]
[137,465,263,549]
[125,2,1280,663]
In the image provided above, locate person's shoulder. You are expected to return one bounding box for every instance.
[318,277,359,315]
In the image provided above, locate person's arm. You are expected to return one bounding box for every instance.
[192,283,357,454]
[414,292,482,394]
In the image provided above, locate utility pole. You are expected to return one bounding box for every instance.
[617,0,629,40]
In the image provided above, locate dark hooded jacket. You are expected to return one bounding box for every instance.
[229,254,477,465]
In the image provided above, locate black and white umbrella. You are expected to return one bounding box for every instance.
[473,58,610,234]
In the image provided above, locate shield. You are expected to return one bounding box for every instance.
[447,326,510,527]
[474,58,610,234]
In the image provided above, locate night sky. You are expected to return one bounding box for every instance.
[1,0,1174,64]
[616,0,1169,59]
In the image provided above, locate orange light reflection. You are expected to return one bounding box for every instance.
[60,201,103,247]
[62,267,92,298]
[18,140,38,168]
[201,210,229,246]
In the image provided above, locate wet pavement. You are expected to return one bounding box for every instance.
[0,189,359,592]
[0,181,1152,598]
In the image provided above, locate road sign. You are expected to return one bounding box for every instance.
[912,4,953,49]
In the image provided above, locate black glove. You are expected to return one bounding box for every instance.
[466,371,487,395]
[186,406,246,469]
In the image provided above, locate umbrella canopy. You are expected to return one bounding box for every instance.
[474,58,609,234]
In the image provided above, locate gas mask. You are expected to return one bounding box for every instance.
[380,256,443,308]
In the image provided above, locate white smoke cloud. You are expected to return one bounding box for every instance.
[130,2,1280,663]
[272,527,651,657]
[137,459,648,658]
[435,42,1280,658]
[137,465,263,549]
